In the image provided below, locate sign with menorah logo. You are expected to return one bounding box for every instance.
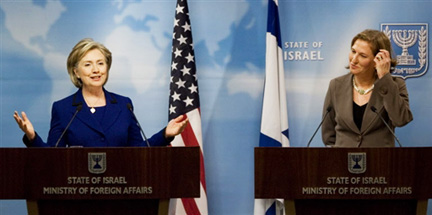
[88,152,107,174]
[381,23,428,79]
[348,152,366,174]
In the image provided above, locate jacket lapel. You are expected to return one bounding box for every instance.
[361,85,383,133]
[72,89,122,135]
[101,91,122,132]
[337,74,360,133]
[72,89,105,134]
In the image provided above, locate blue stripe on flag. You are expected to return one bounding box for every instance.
[259,133,282,147]
[267,0,282,47]
[282,128,289,139]
[265,202,276,215]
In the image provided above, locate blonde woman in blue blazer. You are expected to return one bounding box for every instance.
[14,38,188,147]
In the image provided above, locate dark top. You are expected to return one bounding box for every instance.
[353,102,367,130]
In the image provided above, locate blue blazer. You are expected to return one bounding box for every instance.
[26,89,171,147]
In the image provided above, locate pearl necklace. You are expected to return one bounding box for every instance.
[353,77,374,95]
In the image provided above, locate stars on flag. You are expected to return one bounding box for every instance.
[177,34,188,45]
[169,0,200,119]
[182,22,191,32]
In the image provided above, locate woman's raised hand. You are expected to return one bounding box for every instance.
[13,111,36,141]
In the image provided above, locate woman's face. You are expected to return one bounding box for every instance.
[74,49,108,89]
[349,39,376,76]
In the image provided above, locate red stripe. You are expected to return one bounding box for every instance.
[181,121,199,147]
[181,198,201,215]
[181,122,207,192]
[179,122,202,215]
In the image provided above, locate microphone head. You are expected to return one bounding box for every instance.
[76,104,83,111]
[370,106,377,112]
[126,103,133,110]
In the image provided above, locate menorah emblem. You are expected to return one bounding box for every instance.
[351,155,363,169]
[348,152,366,174]
[381,23,428,79]
[88,152,107,174]
[92,155,103,169]
[393,30,417,65]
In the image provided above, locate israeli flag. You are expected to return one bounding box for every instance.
[254,0,289,215]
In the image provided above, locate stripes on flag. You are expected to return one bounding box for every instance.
[254,0,289,215]
[168,0,208,214]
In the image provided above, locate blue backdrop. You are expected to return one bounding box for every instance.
[1,0,431,214]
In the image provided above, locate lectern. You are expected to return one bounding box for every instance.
[255,147,432,215]
[0,147,200,215]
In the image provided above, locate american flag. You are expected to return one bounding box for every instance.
[168,0,208,214]
[254,0,288,215]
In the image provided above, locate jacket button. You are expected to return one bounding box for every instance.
[380,87,388,95]
[357,135,362,142]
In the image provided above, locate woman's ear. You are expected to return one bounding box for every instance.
[74,68,80,79]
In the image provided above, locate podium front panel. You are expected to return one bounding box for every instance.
[0,147,200,200]
[255,147,432,200]
[0,148,26,199]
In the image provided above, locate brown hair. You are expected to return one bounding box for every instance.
[351,29,398,70]
[67,38,112,88]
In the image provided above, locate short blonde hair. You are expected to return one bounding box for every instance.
[67,38,112,88]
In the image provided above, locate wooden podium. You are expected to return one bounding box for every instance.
[0,147,200,215]
[255,147,432,215]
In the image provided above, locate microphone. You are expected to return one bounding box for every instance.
[370,106,402,147]
[55,104,83,147]
[307,106,332,147]
[127,103,150,147]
